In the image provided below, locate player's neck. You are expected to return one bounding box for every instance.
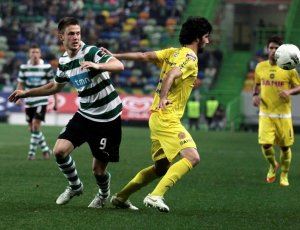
[67,45,82,58]
[268,59,276,66]
[185,44,198,54]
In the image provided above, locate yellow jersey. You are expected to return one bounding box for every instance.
[255,60,300,115]
[151,47,198,118]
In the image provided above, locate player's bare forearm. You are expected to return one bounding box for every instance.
[9,82,65,103]
[252,84,260,96]
[252,84,261,107]
[80,58,124,72]
[158,68,182,109]
[289,85,300,95]
[114,51,157,62]
[26,82,64,97]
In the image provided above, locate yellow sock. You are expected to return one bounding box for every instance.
[117,165,158,201]
[280,148,292,173]
[262,146,276,168]
[151,158,193,197]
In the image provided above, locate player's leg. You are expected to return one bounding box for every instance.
[26,107,37,160]
[279,146,291,186]
[278,118,294,186]
[87,116,122,208]
[54,113,86,205]
[54,139,83,205]
[144,148,199,212]
[111,157,170,210]
[33,105,51,159]
[144,117,198,212]
[259,117,278,183]
[262,144,279,183]
[88,159,111,208]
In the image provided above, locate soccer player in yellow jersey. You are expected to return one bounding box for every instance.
[253,36,300,186]
[103,17,212,212]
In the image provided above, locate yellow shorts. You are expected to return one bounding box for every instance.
[149,112,197,162]
[258,116,294,146]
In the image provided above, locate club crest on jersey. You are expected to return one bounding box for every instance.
[178,132,186,139]
[186,53,196,61]
[78,57,85,65]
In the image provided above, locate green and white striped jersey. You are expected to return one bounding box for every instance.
[55,42,122,122]
[18,60,54,108]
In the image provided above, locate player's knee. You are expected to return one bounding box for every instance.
[181,148,200,166]
[154,158,171,177]
[262,144,272,150]
[189,153,200,166]
[281,146,290,152]
[53,148,68,158]
[92,165,106,175]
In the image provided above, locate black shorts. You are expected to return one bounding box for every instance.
[58,112,122,162]
[25,105,47,123]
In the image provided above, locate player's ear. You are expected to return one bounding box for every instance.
[58,32,64,42]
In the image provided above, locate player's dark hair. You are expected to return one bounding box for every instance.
[267,35,283,47]
[58,17,80,33]
[179,17,212,45]
[29,44,40,49]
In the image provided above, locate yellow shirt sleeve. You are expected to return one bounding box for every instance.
[254,64,261,84]
[289,69,300,87]
[174,49,198,80]
[155,48,174,67]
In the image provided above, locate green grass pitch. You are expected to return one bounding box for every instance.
[1,123,300,229]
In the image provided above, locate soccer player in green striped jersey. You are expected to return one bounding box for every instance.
[16,44,57,160]
[9,17,124,208]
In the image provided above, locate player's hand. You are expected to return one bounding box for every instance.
[279,90,290,101]
[252,95,260,107]
[15,99,22,106]
[8,90,27,103]
[193,79,201,88]
[158,98,172,110]
[80,61,100,70]
[100,47,114,56]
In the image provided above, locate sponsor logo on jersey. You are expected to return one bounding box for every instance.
[262,79,284,87]
[186,53,197,61]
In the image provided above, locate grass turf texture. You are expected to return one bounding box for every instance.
[1,123,300,229]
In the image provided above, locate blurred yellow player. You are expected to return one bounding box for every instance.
[253,35,300,186]
[105,17,212,212]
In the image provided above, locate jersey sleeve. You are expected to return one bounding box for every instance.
[55,67,69,83]
[94,49,112,63]
[46,66,55,82]
[175,50,198,80]
[17,66,25,82]
[154,48,173,67]
[289,69,300,87]
[254,64,261,84]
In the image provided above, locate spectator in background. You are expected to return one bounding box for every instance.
[210,104,226,131]
[186,97,201,130]
[205,96,219,129]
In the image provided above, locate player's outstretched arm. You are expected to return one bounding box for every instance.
[101,47,158,62]
[80,57,124,72]
[8,82,65,103]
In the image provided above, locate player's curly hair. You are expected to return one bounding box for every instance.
[58,17,80,33]
[267,35,283,46]
[179,17,212,45]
